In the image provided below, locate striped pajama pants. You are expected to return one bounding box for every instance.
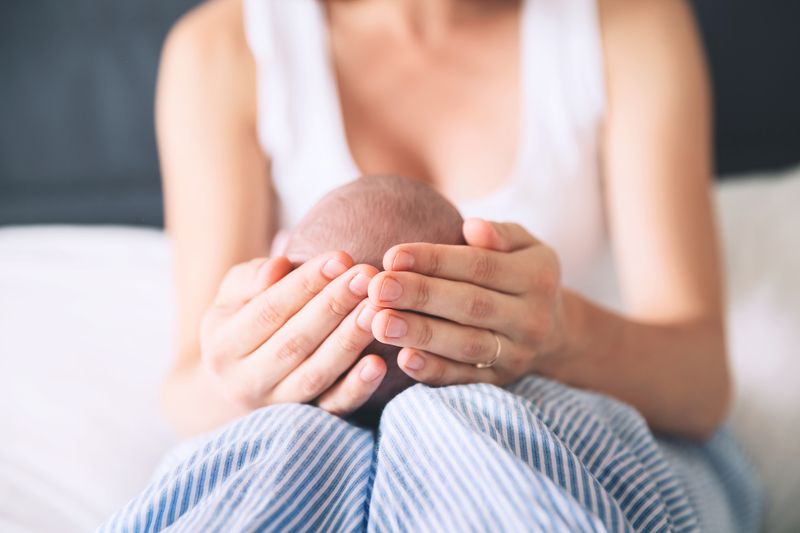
[99,377,761,532]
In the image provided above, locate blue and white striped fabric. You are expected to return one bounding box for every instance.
[99,377,761,532]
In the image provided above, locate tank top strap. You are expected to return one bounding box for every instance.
[243,0,357,228]
[522,0,607,171]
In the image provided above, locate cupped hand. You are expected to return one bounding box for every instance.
[366,218,571,387]
[200,252,386,416]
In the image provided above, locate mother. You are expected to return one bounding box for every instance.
[105,0,760,530]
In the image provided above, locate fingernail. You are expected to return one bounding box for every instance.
[360,362,384,382]
[384,316,408,338]
[349,272,372,297]
[379,278,403,302]
[392,251,415,270]
[322,258,347,279]
[404,352,426,371]
[357,305,377,332]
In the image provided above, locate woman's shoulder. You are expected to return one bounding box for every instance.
[159,0,256,124]
[598,0,702,57]
[597,0,707,100]
[162,0,253,89]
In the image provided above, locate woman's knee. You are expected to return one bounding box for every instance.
[378,383,498,447]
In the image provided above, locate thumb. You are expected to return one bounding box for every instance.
[463,218,539,252]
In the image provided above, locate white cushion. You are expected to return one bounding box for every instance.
[717,168,800,533]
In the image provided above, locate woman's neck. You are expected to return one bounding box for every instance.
[327,0,519,45]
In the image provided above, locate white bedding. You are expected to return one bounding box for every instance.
[1,168,798,532]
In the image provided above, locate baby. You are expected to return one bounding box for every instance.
[283,175,465,425]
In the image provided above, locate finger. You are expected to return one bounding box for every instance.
[212,251,355,360]
[463,218,538,252]
[396,348,500,387]
[270,300,381,403]
[383,242,538,294]
[371,309,508,366]
[237,263,378,392]
[215,256,293,308]
[368,271,525,331]
[315,355,387,417]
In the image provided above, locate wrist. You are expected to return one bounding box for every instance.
[161,357,247,437]
[537,289,589,383]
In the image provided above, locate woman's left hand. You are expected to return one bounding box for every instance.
[367,218,574,386]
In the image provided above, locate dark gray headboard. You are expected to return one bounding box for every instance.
[693,0,800,176]
[0,0,198,226]
[1,0,799,227]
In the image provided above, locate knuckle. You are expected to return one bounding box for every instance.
[321,401,342,417]
[255,297,283,328]
[336,328,365,353]
[415,277,432,308]
[326,387,361,417]
[415,319,435,348]
[343,383,364,407]
[462,333,489,362]
[300,370,326,398]
[428,247,444,276]
[524,310,554,341]
[430,360,448,386]
[506,348,532,377]
[469,252,497,284]
[535,267,559,300]
[275,333,312,364]
[324,398,349,417]
[536,248,562,297]
[300,274,324,299]
[326,294,352,319]
[467,294,495,321]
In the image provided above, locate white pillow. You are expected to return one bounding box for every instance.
[0,226,178,532]
[717,168,800,533]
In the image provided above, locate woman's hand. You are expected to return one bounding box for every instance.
[367,218,573,386]
[200,252,386,416]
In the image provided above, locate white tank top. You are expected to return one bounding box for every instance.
[243,0,620,307]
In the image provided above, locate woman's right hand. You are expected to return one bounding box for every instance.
[199,252,386,416]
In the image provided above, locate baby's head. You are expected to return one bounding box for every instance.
[284,175,465,425]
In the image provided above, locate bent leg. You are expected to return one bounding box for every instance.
[99,404,373,533]
[370,382,610,532]
[371,378,700,532]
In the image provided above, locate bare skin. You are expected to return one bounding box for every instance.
[159,0,727,440]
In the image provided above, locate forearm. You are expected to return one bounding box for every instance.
[548,290,731,441]
[161,356,249,437]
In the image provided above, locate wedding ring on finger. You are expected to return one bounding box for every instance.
[475,333,502,369]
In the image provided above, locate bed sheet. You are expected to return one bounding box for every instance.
[1,168,798,532]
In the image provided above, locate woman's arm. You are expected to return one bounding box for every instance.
[157,0,389,436]
[157,0,273,433]
[362,0,727,440]
[567,0,728,438]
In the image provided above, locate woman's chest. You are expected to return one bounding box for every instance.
[330,20,522,204]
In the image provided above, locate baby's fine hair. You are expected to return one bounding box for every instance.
[285,175,465,269]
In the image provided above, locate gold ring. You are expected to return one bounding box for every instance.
[476,333,502,369]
